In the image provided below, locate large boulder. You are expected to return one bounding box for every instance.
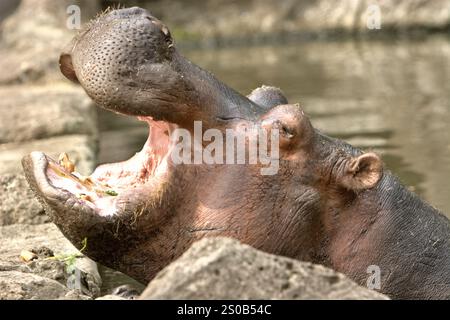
[140,237,388,300]
[0,223,101,299]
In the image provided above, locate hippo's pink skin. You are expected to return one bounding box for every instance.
[22,7,450,299]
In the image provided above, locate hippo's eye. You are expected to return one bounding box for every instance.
[273,121,294,139]
[272,120,294,139]
[281,126,294,138]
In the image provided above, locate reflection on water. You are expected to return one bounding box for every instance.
[99,36,450,214]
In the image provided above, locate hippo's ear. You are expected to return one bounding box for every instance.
[59,53,79,83]
[339,153,383,191]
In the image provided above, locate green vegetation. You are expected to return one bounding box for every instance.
[47,237,88,273]
[105,190,118,196]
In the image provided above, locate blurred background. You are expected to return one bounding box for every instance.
[0,0,449,214]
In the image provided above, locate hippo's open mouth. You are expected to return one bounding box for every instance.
[23,6,263,222]
[26,117,178,217]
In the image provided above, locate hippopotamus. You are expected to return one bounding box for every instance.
[22,7,450,299]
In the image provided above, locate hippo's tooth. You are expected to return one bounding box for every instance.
[58,152,75,173]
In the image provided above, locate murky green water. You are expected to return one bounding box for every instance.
[99,36,450,216]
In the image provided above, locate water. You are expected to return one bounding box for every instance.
[99,36,450,216]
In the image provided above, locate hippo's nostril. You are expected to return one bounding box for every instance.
[161,25,170,36]
[146,16,169,34]
[121,7,147,16]
[145,16,173,45]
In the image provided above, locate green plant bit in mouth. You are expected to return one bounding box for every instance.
[105,190,118,196]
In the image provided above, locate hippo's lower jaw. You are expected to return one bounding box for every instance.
[23,116,178,218]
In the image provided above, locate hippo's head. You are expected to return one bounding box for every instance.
[22,7,383,283]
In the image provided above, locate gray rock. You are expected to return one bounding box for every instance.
[95,295,127,300]
[140,237,388,300]
[62,290,92,300]
[0,173,49,225]
[0,0,19,23]
[0,270,91,300]
[0,0,100,85]
[0,223,102,299]
[0,271,75,300]
[0,84,97,144]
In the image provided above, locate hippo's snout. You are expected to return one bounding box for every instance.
[110,6,148,17]
[60,7,172,86]
[59,7,176,118]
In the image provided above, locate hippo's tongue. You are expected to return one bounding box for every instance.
[43,117,177,216]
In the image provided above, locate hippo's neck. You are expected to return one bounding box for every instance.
[172,51,264,121]
[374,172,444,219]
[327,171,448,255]
[324,172,450,298]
